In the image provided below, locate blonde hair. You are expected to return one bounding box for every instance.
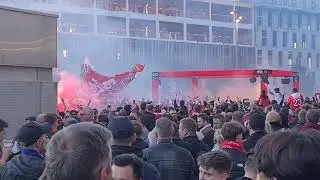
[214,129,224,149]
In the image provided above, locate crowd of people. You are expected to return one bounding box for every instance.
[0,88,320,180]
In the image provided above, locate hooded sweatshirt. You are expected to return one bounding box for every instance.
[0,150,45,180]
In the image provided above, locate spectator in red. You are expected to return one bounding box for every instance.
[258,90,270,108]
[287,88,304,112]
[301,109,320,132]
[221,122,246,179]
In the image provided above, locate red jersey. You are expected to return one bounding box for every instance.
[288,93,304,111]
[258,96,270,107]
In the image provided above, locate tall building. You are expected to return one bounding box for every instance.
[255,0,320,94]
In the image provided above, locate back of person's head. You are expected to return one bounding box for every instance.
[140,102,147,111]
[63,117,78,127]
[293,88,299,93]
[306,109,319,124]
[221,122,243,141]
[254,131,320,180]
[40,122,112,180]
[224,112,233,122]
[25,116,36,122]
[36,113,47,124]
[298,109,307,122]
[112,154,143,180]
[162,113,173,121]
[44,113,58,125]
[146,104,154,112]
[107,117,134,144]
[198,151,232,180]
[249,112,266,131]
[180,117,197,134]
[232,111,244,123]
[155,117,173,139]
[266,111,281,124]
[98,114,109,127]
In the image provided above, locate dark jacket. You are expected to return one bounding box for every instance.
[143,141,197,180]
[302,123,320,132]
[0,150,45,180]
[172,138,193,152]
[141,111,156,131]
[243,131,266,152]
[234,177,254,180]
[111,145,160,180]
[132,138,149,150]
[223,148,246,180]
[182,136,210,161]
[201,126,215,149]
[112,145,143,158]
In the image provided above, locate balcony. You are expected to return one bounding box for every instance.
[159,21,183,40]
[128,0,156,14]
[97,16,126,36]
[130,19,156,38]
[187,24,209,42]
[158,0,183,17]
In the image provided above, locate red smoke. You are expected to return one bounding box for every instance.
[57,71,102,112]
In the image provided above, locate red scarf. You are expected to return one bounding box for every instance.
[221,141,244,153]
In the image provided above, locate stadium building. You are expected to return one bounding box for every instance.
[1,0,319,96]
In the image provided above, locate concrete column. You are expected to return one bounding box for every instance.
[156,0,159,14]
[126,17,130,37]
[209,26,212,42]
[209,1,212,20]
[156,21,160,38]
[183,0,186,17]
[93,15,98,35]
[126,0,129,11]
[184,23,187,40]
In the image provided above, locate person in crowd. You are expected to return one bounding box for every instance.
[36,114,46,124]
[254,131,320,180]
[269,88,284,106]
[0,118,9,165]
[124,104,132,116]
[258,90,270,108]
[39,122,112,180]
[221,122,246,179]
[287,88,304,112]
[265,111,283,133]
[107,117,142,157]
[293,109,307,130]
[79,107,95,122]
[243,112,266,152]
[141,104,156,132]
[112,154,143,180]
[131,120,149,150]
[143,117,196,180]
[97,114,109,127]
[198,151,232,180]
[25,116,36,123]
[232,111,244,125]
[108,117,160,180]
[212,114,225,131]
[197,113,215,148]
[42,113,59,138]
[235,155,257,180]
[131,112,149,142]
[212,129,224,151]
[302,109,320,131]
[140,102,147,113]
[179,117,210,161]
[63,117,78,128]
[0,122,48,180]
[224,112,233,123]
[172,122,193,152]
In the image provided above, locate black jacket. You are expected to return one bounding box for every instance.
[223,149,246,180]
[132,138,149,150]
[172,138,193,152]
[243,131,266,152]
[111,145,160,180]
[182,136,210,161]
[141,111,156,131]
[143,141,196,180]
[0,152,45,180]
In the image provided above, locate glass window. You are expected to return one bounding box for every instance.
[212,27,233,44]
[257,49,262,65]
[129,19,156,38]
[268,50,273,66]
[292,32,297,48]
[298,13,302,29]
[273,31,277,47]
[257,8,262,26]
[302,34,307,49]
[238,29,252,45]
[262,30,267,46]
[279,11,283,28]
[312,35,316,50]
[288,12,293,28]
[308,53,312,69]
[297,52,302,67]
[159,0,184,17]
[317,54,320,68]
[288,52,293,67]
[278,51,283,67]
[283,32,287,47]
[128,0,156,14]
[268,11,273,26]
[186,0,209,19]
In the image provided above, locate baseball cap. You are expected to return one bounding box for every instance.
[107,117,134,139]
[17,122,48,147]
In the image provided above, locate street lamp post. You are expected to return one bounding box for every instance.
[230,0,242,68]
